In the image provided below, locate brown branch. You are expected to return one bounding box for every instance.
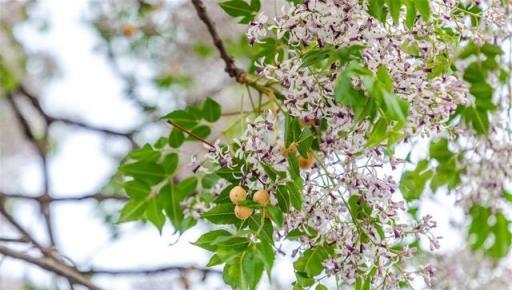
[18,86,138,145]
[0,192,127,202]
[190,0,247,83]
[0,245,103,290]
[189,0,284,104]
[0,201,53,256]
[167,120,215,148]
[83,265,222,276]
[0,237,30,243]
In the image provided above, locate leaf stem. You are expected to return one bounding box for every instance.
[167,120,215,148]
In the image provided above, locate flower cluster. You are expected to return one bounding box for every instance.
[255,0,473,137]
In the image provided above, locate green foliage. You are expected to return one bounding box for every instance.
[219,0,261,23]
[399,138,465,203]
[366,0,431,27]
[335,62,408,148]
[469,206,512,259]
[455,42,503,135]
[400,160,432,201]
[293,246,333,287]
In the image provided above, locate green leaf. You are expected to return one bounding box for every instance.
[207,254,224,266]
[469,206,512,259]
[267,207,284,227]
[288,181,303,210]
[168,128,185,148]
[368,0,387,22]
[224,256,242,289]
[464,62,487,83]
[162,153,179,175]
[175,176,198,196]
[256,241,274,278]
[119,199,147,223]
[429,138,453,162]
[285,115,301,147]
[414,0,430,21]
[294,247,332,277]
[123,180,150,200]
[127,144,160,161]
[242,248,265,290]
[400,160,432,201]
[188,125,211,140]
[481,43,503,57]
[161,184,182,231]
[194,229,232,251]
[275,185,290,213]
[219,0,256,23]
[297,128,313,157]
[315,284,328,290]
[160,183,194,233]
[387,0,402,23]
[162,110,198,128]
[202,203,240,225]
[248,215,274,245]
[203,97,222,122]
[119,161,166,185]
[363,266,378,290]
[219,0,252,16]
[404,0,417,29]
[300,47,335,67]
[146,198,165,232]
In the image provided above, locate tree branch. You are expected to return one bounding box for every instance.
[0,192,127,202]
[0,245,103,290]
[83,265,222,276]
[18,85,138,145]
[189,0,284,103]
[190,0,247,83]
[167,120,215,148]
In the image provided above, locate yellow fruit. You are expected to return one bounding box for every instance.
[279,144,289,158]
[234,205,253,220]
[229,186,247,204]
[280,143,298,158]
[122,24,137,38]
[288,143,298,155]
[253,189,270,206]
[298,152,315,169]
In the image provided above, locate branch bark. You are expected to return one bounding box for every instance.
[190,0,247,83]
[0,245,103,290]
[0,192,128,202]
[83,265,222,276]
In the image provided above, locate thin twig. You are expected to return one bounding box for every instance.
[0,192,128,202]
[18,86,138,144]
[0,202,51,255]
[189,0,284,102]
[167,120,215,148]
[83,265,222,276]
[0,245,103,290]
[190,0,247,83]
[0,237,30,243]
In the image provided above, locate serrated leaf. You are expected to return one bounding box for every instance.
[202,203,240,225]
[123,180,150,199]
[146,198,165,232]
[194,229,232,251]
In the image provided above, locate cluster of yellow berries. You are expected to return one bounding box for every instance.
[229,142,316,220]
[230,186,269,220]
[280,143,315,169]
